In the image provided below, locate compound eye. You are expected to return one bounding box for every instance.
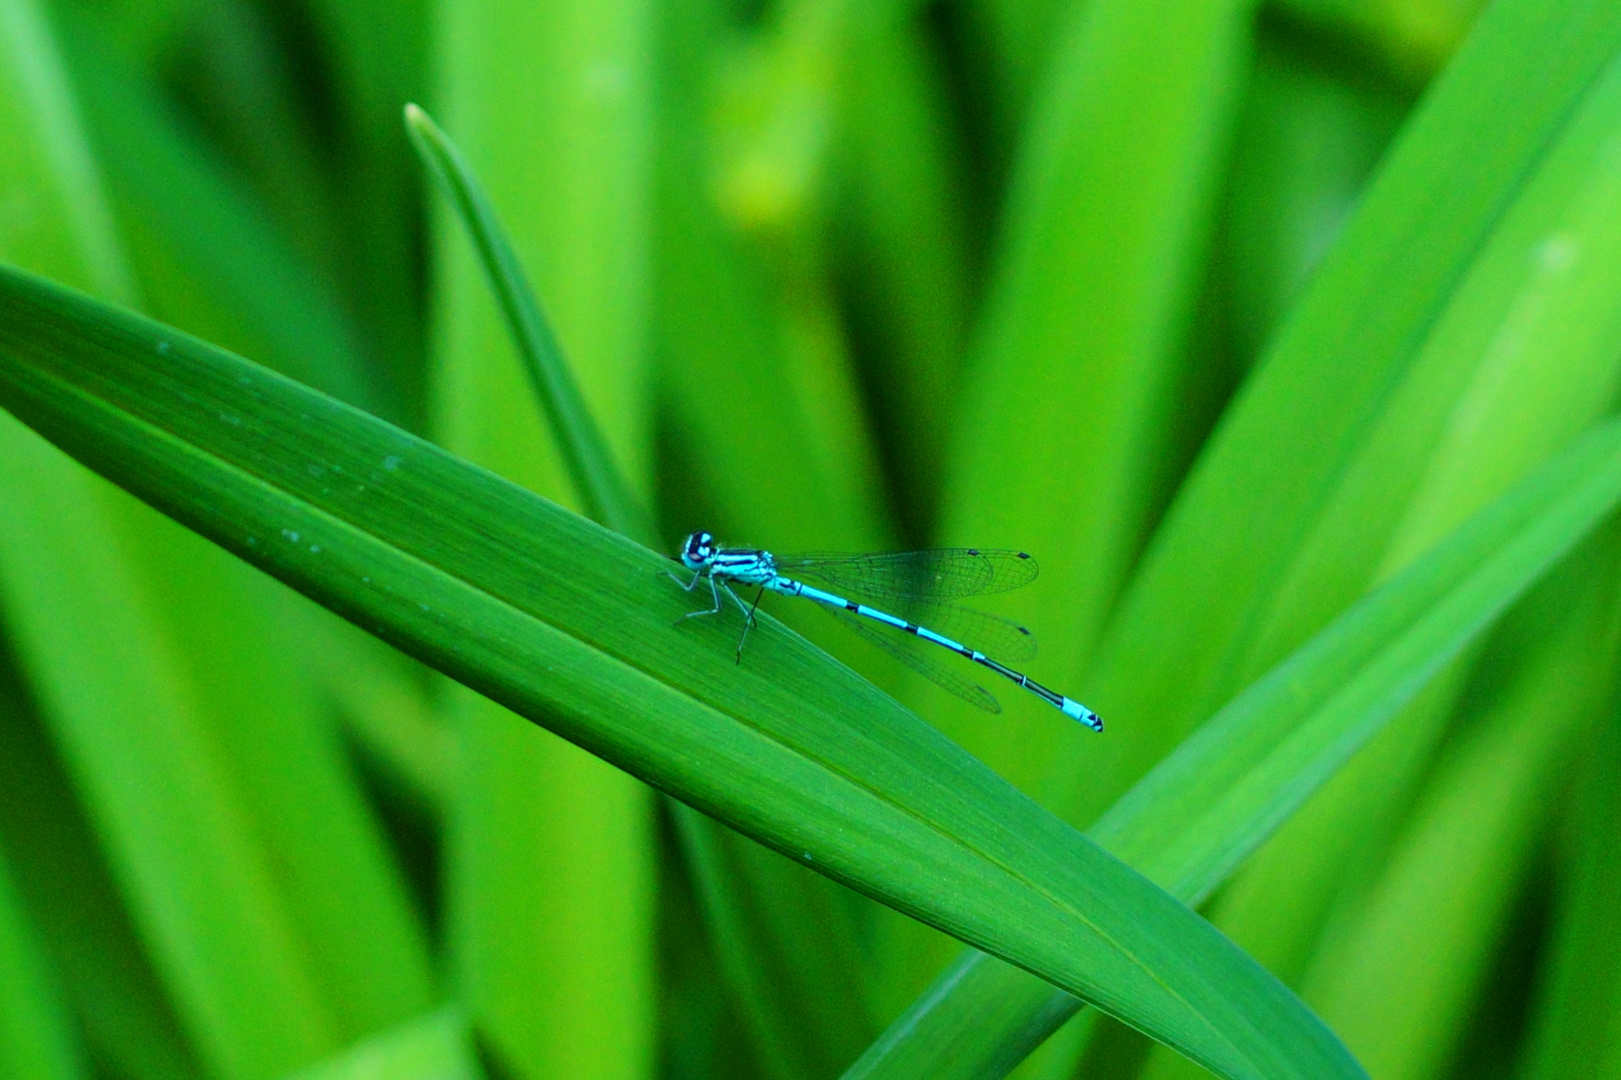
[683,531,713,564]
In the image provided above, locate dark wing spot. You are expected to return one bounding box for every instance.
[1016,552,1031,560]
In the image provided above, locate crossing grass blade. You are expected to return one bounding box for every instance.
[842,415,1621,1080]
[0,265,1365,1080]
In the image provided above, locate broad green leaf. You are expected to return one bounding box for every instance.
[0,266,1361,1080]
[0,846,85,1080]
[842,414,1621,1080]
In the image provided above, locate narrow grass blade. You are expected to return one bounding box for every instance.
[844,416,1621,1079]
[301,0,427,417]
[0,267,1363,1080]
[407,103,652,543]
[1220,35,1405,370]
[0,0,134,305]
[414,70,819,1079]
[1137,41,1621,1054]
[952,0,1072,170]
[874,0,1258,1016]
[670,806,876,1079]
[1270,0,1481,85]
[2,4,437,1072]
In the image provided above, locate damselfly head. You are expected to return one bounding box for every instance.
[680,531,716,569]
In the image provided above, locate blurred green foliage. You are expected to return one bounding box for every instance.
[3,0,1621,1079]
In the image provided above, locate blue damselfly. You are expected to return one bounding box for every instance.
[670,531,1102,731]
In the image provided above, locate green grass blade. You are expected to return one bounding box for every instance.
[1140,38,1621,1048]
[1220,34,1405,370]
[0,268,1363,1080]
[866,0,1621,1058]
[282,1009,482,1080]
[414,58,868,1077]
[652,4,895,1067]
[670,804,876,1079]
[0,847,86,1080]
[1270,0,1483,86]
[952,0,1072,169]
[301,0,427,419]
[407,103,652,543]
[842,414,1621,1080]
[0,409,340,1080]
[0,6,347,1076]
